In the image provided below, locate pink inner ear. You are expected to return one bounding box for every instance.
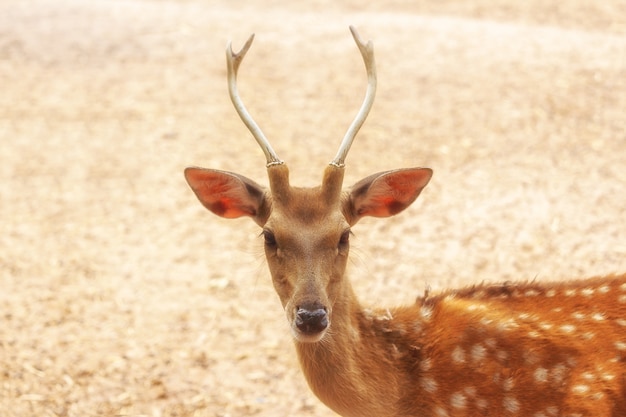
[210,195,256,218]
[185,168,260,219]
[352,168,432,219]
[386,170,431,196]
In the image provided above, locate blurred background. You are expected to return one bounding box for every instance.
[1,1,625,416]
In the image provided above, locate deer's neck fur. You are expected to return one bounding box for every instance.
[294,279,422,417]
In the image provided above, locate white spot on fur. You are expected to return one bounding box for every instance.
[435,406,449,417]
[503,396,519,413]
[497,318,519,331]
[591,313,605,321]
[581,288,594,297]
[476,398,487,409]
[571,312,585,320]
[601,373,615,381]
[551,364,568,384]
[615,341,626,351]
[582,331,595,340]
[420,305,434,321]
[535,407,559,417]
[546,406,559,416]
[525,289,539,297]
[420,358,432,371]
[572,384,590,394]
[618,294,626,304]
[566,356,577,367]
[565,289,577,297]
[534,367,548,383]
[450,392,467,409]
[581,372,595,381]
[452,346,465,364]
[480,317,494,326]
[598,285,610,294]
[539,322,553,330]
[496,350,509,362]
[616,319,626,327]
[559,324,576,333]
[503,377,515,391]
[421,377,438,393]
[620,283,626,291]
[471,344,487,363]
[545,289,556,297]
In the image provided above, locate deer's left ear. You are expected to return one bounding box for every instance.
[346,168,432,224]
[184,167,268,224]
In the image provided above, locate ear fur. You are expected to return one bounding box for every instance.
[347,168,432,223]
[184,167,267,222]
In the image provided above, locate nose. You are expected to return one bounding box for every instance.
[295,306,328,335]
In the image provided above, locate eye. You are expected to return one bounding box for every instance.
[262,229,277,247]
[339,230,351,247]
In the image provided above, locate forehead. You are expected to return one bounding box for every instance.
[267,186,348,228]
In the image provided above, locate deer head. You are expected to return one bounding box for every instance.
[185,27,432,344]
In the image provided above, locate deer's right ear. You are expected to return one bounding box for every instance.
[184,167,268,223]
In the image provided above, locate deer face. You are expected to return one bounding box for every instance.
[185,164,432,343]
[261,184,351,342]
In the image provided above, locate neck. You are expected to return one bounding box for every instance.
[293,281,422,417]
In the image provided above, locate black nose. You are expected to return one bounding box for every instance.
[295,306,328,334]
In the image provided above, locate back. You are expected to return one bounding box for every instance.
[398,274,626,417]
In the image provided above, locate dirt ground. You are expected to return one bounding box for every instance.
[1,1,625,416]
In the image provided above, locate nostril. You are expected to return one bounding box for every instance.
[295,307,328,334]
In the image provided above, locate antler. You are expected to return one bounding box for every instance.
[227,34,283,167]
[329,26,377,168]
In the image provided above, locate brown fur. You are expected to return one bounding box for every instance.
[186,161,626,417]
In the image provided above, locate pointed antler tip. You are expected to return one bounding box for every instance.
[227,34,255,59]
[349,26,373,48]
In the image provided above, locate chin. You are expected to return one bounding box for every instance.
[291,326,328,343]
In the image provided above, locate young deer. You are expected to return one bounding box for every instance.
[185,27,626,417]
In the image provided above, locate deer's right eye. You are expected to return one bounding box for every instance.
[263,230,277,247]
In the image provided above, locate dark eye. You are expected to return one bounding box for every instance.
[263,229,277,246]
[339,230,351,247]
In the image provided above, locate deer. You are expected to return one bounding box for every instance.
[184,27,626,417]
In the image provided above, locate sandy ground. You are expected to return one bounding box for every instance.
[1,1,625,416]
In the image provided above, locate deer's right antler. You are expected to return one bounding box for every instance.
[227,35,284,167]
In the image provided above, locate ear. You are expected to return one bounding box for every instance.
[347,168,432,223]
[184,167,267,222]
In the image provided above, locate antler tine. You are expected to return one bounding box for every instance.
[226,35,283,167]
[330,26,377,168]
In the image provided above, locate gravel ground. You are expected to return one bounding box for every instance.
[1,1,625,416]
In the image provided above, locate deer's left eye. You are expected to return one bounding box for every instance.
[339,230,351,247]
[263,229,277,247]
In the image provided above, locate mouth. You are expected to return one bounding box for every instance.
[290,323,328,343]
